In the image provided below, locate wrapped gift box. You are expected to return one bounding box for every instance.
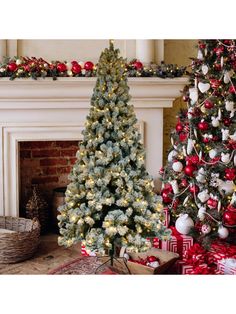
[148,227,193,259]
[217,258,236,275]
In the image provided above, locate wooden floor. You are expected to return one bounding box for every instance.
[0,234,81,274]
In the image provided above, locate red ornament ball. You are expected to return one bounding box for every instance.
[23,64,30,72]
[161,188,172,204]
[189,185,199,194]
[184,165,195,177]
[229,85,236,94]
[7,62,18,72]
[72,63,82,74]
[225,168,236,181]
[223,205,236,227]
[203,137,210,143]
[180,178,189,188]
[179,132,188,142]
[175,122,184,132]
[198,121,209,131]
[146,256,158,263]
[71,60,78,66]
[57,63,67,72]
[133,60,143,70]
[204,100,214,109]
[84,61,94,71]
[207,198,218,209]
[223,118,231,126]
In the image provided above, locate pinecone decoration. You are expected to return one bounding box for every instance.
[25,185,49,234]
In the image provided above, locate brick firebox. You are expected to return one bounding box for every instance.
[19,140,79,216]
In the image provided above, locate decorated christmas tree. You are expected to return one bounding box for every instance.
[161,40,236,245]
[58,41,170,255]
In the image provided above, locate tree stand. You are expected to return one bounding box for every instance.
[94,242,131,274]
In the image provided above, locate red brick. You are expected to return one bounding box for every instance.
[61,149,78,157]
[20,150,31,158]
[55,141,79,148]
[41,167,57,175]
[57,166,72,174]
[69,158,77,164]
[31,176,59,184]
[40,158,68,167]
[32,149,60,158]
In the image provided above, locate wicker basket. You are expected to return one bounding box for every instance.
[0,216,40,264]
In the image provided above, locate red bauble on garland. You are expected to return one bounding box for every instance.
[198,120,209,131]
[133,60,143,70]
[215,46,224,56]
[225,168,236,180]
[57,63,67,72]
[7,62,18,72]
[72,63,82,74]
[184,165,195,177]
[180,178,189,188]
[84,61,94,71]
[204,100,214,109]
[207,198,218,209]
[223,205,236,227]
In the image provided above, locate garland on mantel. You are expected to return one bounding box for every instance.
[0,56,186,80]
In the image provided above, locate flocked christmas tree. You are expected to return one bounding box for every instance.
[58,41,170,255]
[161,40,236,245]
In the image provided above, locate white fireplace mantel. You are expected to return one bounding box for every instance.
[0,77,188,216]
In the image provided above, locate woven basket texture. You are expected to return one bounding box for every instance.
[0,216,40,264]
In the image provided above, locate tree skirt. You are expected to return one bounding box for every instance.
[48,256,120,275]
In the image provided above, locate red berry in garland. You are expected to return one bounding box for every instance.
[57,63,67,72]
[198,120,209,131]
[133,60,143,70]
[7,62,18,72]
[204,100,214,109]
[161,188,172,204]
[184,165,195,177]
[223,205,236,227]
[72,63,82,74]
[84,61,94,71]
[179,132,188,142]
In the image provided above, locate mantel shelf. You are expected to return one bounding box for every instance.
[0,77,189,109]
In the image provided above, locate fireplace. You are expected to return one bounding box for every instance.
[0,77,188,217]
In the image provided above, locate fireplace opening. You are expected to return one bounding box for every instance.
[19,140,79,233]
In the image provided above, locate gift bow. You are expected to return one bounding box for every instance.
[183,243,206,266]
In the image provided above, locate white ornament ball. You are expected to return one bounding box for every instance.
[218,226,229,239]
[225,101,234,112]
[172,161,183,172]
[209,149,217,159]
[175,214,194,235]
[201,224,211,235]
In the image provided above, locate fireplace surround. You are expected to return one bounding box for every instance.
[0,77,188,217]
